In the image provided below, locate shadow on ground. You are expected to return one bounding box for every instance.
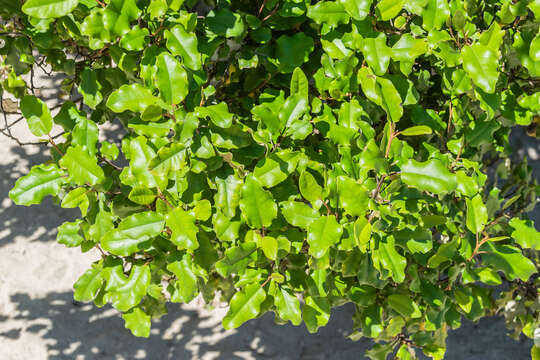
[0,292,370,360]
[0,291,532,360]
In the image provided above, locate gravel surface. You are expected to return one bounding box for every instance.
[0,70,536,360]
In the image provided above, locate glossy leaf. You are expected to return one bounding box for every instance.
[307,216,343,258]
[239,176,278,228]
[401,158,457,195]
[106,83,157,113]
[20,95,53,137]
[165,25,201,70]
[9,164,65,206]
[22,0,78,19]
[166,207,199,251]
[461,44,499,94]
[60,146,105,186]
[466,194,488,234]
[102,212,165,256]
[223,283,266,329]
[155,52,189,105]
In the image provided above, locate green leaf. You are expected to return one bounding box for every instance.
[60,146,105,186]
[155,52,189,105]
[9,164,65,206]
[531,33,540,62]
[61,187,89,216]
[122,307,151,337]
[280,201,319,229]
[166,207,199,251]
[337,176,369,217]
[388,294,422,318]
[302,295,331,333]
[165,25,201,70]
[215,242,257,277]
[376,236,407,283]
[422,0,450,31]
[108,84,157,114]
[337,0,372,20]
[73,264,103,302]
[461,44,499,94]
[103,0,142,36]
[128,186,156,205]
[20,95,53,137]
[358,68,403,122]
[72,117,99,156]
[400,158,457,195]
[119,27,149,52]
[195,103,234,128]
[482,243,536,281]
[290,67,309,100]
[57,220,84,247]
[167,253,198,303]
[22,0,78,19]
[148,142,186,177]
[399,125,432,136]
[260,236,278,260]
[275,33,315,73]
[206,8,245,38]
[360,35,392,76]
[274,287,302,326]
[107,264,151,312]
[353,217,372,249]
[307,2,350,28]
[79,69,103,109]
[466,194,488,234]
[299,171,323,205]
[376,0,403,21]
[253,150,301,188]
[307,216,343,258]
[279,94,309,128]
[102,212,165,256]
[223,283,266,329]
[239,176,278,228]
[508,218,540,250]
[214,175,243,218]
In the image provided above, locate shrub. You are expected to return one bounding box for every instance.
[1,0,540,358]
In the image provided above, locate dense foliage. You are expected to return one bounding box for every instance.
[2,0,540,358]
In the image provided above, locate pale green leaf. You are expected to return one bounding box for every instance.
[223,283,266,329]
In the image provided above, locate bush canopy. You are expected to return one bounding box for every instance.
[1,0,540,358]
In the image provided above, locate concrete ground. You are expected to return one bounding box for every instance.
[0,71,536,360]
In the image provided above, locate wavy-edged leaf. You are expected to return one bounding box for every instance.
[9,164,65,206]
[280,201,319,229]
[165,24,201,70]
[60,146,104,186]
[156,52,189,105]
[223,283,266,329]
[73,263,104,302]
[22,0,78,19]
[166,207,199,251]
[461,43,499,94]
[466,194,487,234]
[102,212,165,256]
[401,158,457,195]
[107,83,157,113]
[167,253,198,303]
[274,287,302,326]
[481,243,536,281]
[307,215,343,258]
[122,307,151,338]
[239,175,278,229]
[20,95,53,137]
[107,264,150,311]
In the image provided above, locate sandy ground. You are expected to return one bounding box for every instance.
[0,71,536,360]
